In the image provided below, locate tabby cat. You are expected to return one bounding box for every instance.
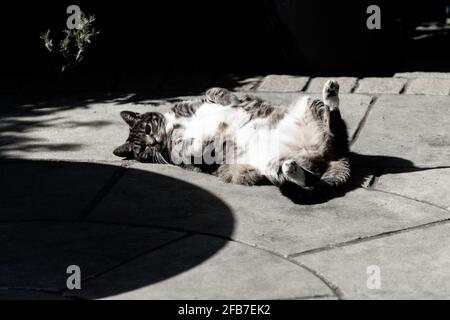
[113,80,350,191]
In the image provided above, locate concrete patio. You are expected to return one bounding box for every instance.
[1,73,449,299]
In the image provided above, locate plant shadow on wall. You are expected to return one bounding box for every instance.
[0,160,234,299]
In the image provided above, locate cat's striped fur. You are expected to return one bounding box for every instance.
[114,80,350,191]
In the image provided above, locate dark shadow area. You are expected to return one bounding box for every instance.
[0,160,233,299]
[397,23,450,73]
[280,152,450,205]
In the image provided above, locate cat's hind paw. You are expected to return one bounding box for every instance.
[322,79,340,111]
[282,160,306,187]
[323,79,339,98]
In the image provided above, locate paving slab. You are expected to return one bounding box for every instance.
[404,78,450,95]
[88,163,450,256]
[355,78,407,94]
[257,75,309,92]
[306,77,358,93]
[0,222,185,292]
[296,222,450,299]
[75,235,332,299]
[374,168,450,210]
[351,95,450,167]
[394,72,450,79]
[0,160,120,221]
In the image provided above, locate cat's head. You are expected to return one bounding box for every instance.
[113,111,169,163]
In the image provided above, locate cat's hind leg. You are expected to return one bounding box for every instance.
[216,164,264,186]
[321,79,349,139]
[309,99,332,135]
[322,79,340,111]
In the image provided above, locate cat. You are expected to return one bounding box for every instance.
[113,80,350,191]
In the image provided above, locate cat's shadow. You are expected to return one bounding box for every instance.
[279,152,449,205]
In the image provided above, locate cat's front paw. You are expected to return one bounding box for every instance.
[235,166,262,186]
[205,87,239,105]
[282,160,306,187]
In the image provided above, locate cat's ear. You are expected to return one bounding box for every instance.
[120,111,140,127]
[113,142,133,158]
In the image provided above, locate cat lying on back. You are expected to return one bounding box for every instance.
[113,80,350,191]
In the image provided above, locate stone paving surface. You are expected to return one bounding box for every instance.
[394,72,450,79]
[374,169,450,210]
[351,95,450,167]
[296,223,450,299]
[257,75,309,92]
[404,78,450,95]
[89,163,449,256]
[354,77,407,94]
[77,235,333,300]
[0,73,449,299]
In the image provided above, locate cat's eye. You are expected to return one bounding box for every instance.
[145,125,151,134]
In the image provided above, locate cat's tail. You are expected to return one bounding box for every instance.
[320,157,350,188]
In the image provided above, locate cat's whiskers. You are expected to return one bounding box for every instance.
[156,152,169,164]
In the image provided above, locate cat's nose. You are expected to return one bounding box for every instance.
[146,136,157,145]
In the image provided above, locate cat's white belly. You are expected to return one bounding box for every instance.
[234,104,320,176]
[183,103,248,141]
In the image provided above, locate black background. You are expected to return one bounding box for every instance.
[0,0,448,75]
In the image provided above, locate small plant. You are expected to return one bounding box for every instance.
[40,12,99,79]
